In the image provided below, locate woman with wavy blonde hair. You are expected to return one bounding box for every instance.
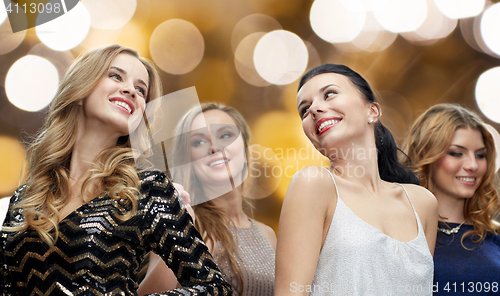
[402,103,500,295]
[140,103,276,296]
[0,44,232,295]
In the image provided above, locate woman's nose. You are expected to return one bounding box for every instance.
[463,155,479,171]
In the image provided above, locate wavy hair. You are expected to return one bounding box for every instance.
[7,44,162,247]
[171,103,252,295]
[298,64,419,185]
[402,104,500,246]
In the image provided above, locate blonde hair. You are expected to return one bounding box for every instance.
[171,103,252,295]
[8,44,162,247]
[402,104,500,246]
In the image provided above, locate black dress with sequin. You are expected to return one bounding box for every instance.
[0,170,233,296]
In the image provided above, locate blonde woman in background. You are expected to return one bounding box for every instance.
[140,103,276,296]
[402,104,500,295]
[0,44,232,295]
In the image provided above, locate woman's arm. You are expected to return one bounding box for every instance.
[403,184,438,256]
[138,253,180,295]
[138,171,232,296]
[275,166,335,296]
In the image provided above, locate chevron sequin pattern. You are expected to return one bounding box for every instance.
[0,171,233,296]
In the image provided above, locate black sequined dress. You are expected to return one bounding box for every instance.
[0,171,233,296]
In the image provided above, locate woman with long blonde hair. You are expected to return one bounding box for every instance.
[0,44,232,295]
[140,103,276,296]
[402,104,500,295]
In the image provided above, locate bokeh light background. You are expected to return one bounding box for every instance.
[1,0,500,231]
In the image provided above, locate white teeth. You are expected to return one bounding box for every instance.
[457,177,475,183]
[208,159,229,167]
[318,119,339,133]
[112,100,132,113]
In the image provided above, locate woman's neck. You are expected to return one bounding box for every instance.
[329,140,382,193]
[434,193,466,223]
[69,124,119,182]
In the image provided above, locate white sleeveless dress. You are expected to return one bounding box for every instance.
[310,168,433,296]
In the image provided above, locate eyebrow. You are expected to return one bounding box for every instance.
[110,66,149,89]
[297,83,341,109]
[450,144,486,151]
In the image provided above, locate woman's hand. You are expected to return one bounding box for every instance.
[173,183,195,223]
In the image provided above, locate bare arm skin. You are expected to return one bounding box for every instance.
[275,166,336,296]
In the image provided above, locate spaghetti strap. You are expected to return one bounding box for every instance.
[321,167,340,199]
[395,183,417,214]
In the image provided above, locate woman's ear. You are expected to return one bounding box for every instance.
[368,102,381,123]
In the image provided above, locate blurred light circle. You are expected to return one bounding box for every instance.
[82,0,136,30]
[310,0,366,43]
[254,30,308,85]
[36,1,91,51]
[0,136,25,196]
[351,11,397,51]
[484,124,500,172]
[473,10,500,58]
[113,21,149,57]
[150,19,204,75]
[231,14,281,53]
[434,0,485,19]
[0,0,7,25]
[372,0,427,33]
[475,67,500,123]
[5,55,59,112]
[480,3,500,56]
[352,30,397,51]
[460,17,482,53]
[402,0,457,45]
[234,32,270,87]
[78,27,122,50]
[0,16,26,55]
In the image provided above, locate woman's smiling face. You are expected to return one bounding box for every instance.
[189,109,246,188]
[297,73,376,155]
[431,127,487,202]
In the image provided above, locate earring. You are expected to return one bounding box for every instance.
[368,118,374,123]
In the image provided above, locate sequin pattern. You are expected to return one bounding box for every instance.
[213,220,275,296]
[0,171,233,296]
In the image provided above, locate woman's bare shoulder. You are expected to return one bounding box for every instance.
[398,183,438,216]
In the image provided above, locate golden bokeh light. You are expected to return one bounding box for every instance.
[401,0,457,45]
[310,0,366,43]
[113,21,149,57]
[150,19,204,75]
[5,55,59,112]
[235,32,270,87]
[254,30,308,85]
[0,16,26,55]
[82,0,136,30]
[434,0,485,19]
[231,14,281,53]
[475,67,500,123]
[0,136,25,197]
[36,2,91,51]
[372,0,427,33]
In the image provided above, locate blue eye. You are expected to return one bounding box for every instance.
[135,86,146,96]
[192,139,207,147]
[110,73,121,80]
[220,133,233,139]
